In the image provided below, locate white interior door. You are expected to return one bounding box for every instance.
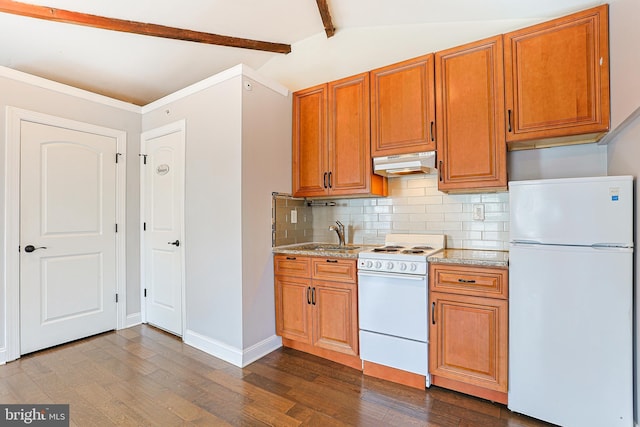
[141,123,185,336]
[20,120,118,355]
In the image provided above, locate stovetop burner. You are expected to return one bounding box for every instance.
[372,245,405,253]
[358,234,445,274]
[402,249,427,254]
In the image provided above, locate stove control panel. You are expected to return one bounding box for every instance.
[358,258,427,275]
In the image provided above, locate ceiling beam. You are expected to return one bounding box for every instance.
[0,0,291,54]
[316,0,335,38]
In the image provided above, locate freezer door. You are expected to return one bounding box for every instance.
[508,243,633,427]
[509,176,633,246]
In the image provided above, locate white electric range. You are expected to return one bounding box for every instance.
[357,233,445,386]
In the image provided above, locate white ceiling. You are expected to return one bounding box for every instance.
[0,0,598,105]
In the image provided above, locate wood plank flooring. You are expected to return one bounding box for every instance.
[0,325,554,426]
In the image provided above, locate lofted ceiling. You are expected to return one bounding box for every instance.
[0,0,599,105]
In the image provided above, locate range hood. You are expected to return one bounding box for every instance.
[373,152,436,177]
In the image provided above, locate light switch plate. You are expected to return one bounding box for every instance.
[290,209,297,224]
[473,204,485,221]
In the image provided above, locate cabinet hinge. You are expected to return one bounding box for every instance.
[143,222,146,231]
[139,154,147,165]
[115,223,118,233]
[115,153,122,163]
[115,293,119,303]
[144,288,147,298]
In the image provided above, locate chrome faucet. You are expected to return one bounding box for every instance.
[328,220,346,247]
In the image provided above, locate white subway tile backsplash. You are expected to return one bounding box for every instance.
[427,204,463,213]
[310,175,510,250]
[393,205,426,214]
[364,205,393,214]
[408,195,444,205]
[409,213,445,222]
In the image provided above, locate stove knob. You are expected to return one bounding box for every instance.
[374,261,382,269]
[399,263,407,271]
[366,260,373,268]
[409,263,417,271]
[386,262,394,270]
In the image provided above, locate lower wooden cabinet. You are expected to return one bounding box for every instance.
[274,254,360,370]
[429,263,508,404]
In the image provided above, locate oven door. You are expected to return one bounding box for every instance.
[357,270,427,342]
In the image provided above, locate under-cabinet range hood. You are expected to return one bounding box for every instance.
[373,152,436,177]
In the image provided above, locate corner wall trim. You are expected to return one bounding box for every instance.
[183,330,282,368]
[184,329,244,367]
[242,335,282,367]
[0,66,141,113]
[125,313,142,329]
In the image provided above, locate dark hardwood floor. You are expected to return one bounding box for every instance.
[0,325,554,426]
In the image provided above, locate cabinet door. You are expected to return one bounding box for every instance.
[429,292,508,393]
[312,281,359,356]
[370,54,436,156]
[327,73,376,196]
[275,275,312,344]
[435,36,507,193]
[292,84,328,197]
[504,5,609,148]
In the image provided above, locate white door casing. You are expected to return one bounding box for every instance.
[20,121,118,354]
[140,120,185,336]
[3,107,127,362]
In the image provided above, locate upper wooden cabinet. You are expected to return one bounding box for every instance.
[292,84,328,197]
[435,36,507,193]
[370,54,436,156]
[504,5,610,149]
[292,73,386,198]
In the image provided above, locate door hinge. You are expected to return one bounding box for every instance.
[139,154,147,165]
[115,293,119,303]
[144,288,147,298]
[115,223,118,233]
[115,152,122,163]
[143,222,146,231]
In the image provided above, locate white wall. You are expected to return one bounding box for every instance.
[143,68,290,366]
[240,77,291,354]
[0,69,142,357]
[143,76,245,350]
[606,0,640,422]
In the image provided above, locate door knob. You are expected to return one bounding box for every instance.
[24,245,47,253]
[168,240,180,247]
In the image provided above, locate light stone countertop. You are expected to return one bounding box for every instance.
[272,242,378,259]
[427,249,509,268]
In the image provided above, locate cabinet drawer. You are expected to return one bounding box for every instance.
[274,255,311,278]
[311,258,357,283]
[430,264,508,299]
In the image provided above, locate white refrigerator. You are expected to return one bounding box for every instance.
[508,176,634,427]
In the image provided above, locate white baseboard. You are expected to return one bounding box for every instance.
[242,335,282,367]
[124,313,142,329]
[0,348,6,365]
[184,329,244,367]
[184,329,282,368]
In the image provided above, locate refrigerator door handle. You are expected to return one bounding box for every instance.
[590,243,634,249]
[511,240,543,245]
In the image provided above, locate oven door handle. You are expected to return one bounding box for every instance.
[357,271,426,281]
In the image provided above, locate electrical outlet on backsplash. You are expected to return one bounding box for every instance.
[310,174,510,251]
